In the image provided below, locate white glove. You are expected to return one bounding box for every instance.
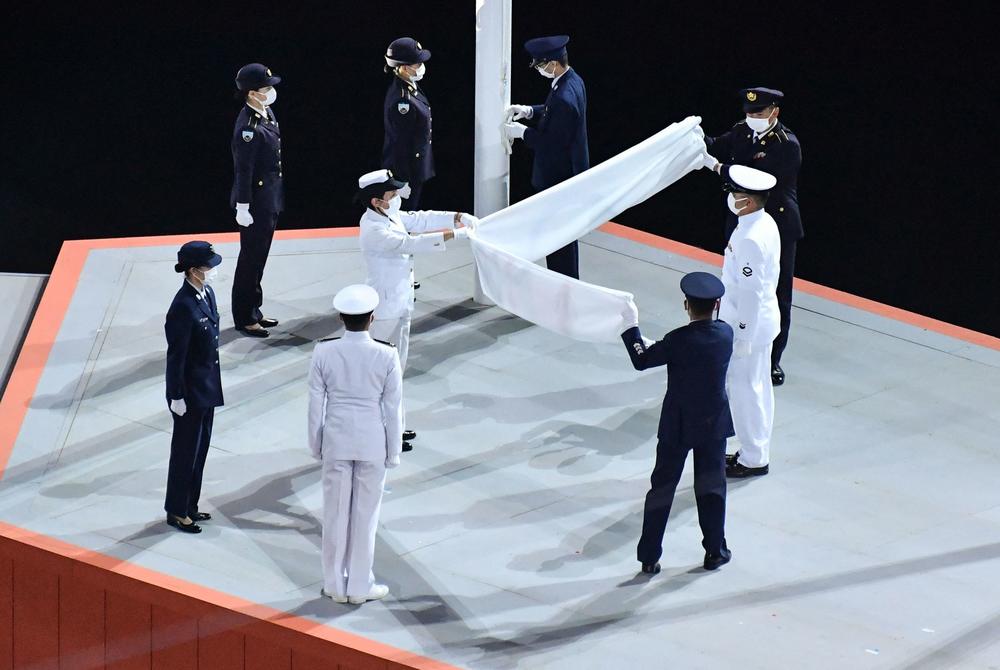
[701,152,720,172]
[621,299,640,330]
[503,122,527,141]
[385,454,400,469]
[733,339,752,358]
[453,227,469,241]
[169,398,187,416]
[235,203,253,227]
[398,183,412,199]
[459,213,480,230]
[505,104,533,121]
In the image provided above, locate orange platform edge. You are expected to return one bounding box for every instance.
[1,224,997,669]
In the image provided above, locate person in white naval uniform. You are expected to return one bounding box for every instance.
[355,169,477,451]
[308,284,402,604]
[717,165,781,478]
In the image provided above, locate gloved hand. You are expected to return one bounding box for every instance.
[398,183,412,199]
[701,152,720,172]
[621,299,640,330]
[503,122,527,141]
[453,227,469,241]
[505,104,533,121]
[235,203,253,227]
[169,398,187,416]
[385,454,401,469]
[733,338,752,358]
[460,213,480,230]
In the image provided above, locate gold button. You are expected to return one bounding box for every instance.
[258,180,263,186]
[279,172,283,177]
[779,207,785,212]
[415,152,420,157]
[760,140,766,145]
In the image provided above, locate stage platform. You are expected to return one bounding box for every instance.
[1,224,999,669]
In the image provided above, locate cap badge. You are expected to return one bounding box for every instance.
[387,48,394,57]
[416,42,422,49]
[746,91,757,102]
[266,68,272,76]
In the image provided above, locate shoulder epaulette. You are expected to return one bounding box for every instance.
[247,112,261,131]
[373,338,396,348]
[318,336,341,343]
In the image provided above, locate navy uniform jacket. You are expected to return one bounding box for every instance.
[524,68,589,191]
[622,320,735,446]
[707,120,802,240]
[165,282,224,408]
[230,105,284,214]
[382,76,435,183]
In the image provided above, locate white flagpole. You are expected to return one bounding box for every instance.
[472,0,512,304]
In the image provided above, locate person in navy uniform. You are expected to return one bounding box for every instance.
[231,62,284,338]
[164,241,225,534]
[504,35,590,279]
[383,38,434,210]
[621,272,734,573]
[703,87,802,386]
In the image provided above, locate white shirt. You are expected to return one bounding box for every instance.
[752,120,778,144]
[307,330,403,462]
[551,67,571,89]
[720,208,781,346]
[358,207,456,319]
[185,278,206,302]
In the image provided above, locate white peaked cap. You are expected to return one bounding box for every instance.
[333,284,379,315]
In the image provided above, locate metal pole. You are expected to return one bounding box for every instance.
[472,0,512,304]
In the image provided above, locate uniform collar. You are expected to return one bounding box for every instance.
[185,278,206,301]
[396,74,418,94]
[246,102,270,121]
[552,66,571,89]
[343,330,372,341]
[738,208,766,225]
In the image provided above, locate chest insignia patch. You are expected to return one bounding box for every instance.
[242,130,254,142]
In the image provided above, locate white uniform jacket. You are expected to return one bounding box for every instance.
[359,207,457,319]
[307,330,403,463]
[720,209,781,347]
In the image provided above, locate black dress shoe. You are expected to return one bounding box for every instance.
[258,317,279,328]
[641,562,661,575]
[403,430,416,441]
[189,512,212,521]
[237,326,269,338]
[166,514,202,534]
[726,461,769,478]
[771,363,785,386]
[725,452,740,467]
[402,441,413,453]
[703,547,732,571]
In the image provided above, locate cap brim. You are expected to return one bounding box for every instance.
[743,103,771,112]
[207,253,222,268]
[264,75,281,87]
[416,50,431,62]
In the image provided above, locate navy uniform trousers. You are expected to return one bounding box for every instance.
[232,210,278,326]
[166,408,214,517]
[622,320,734,563]
[637,437,727,564]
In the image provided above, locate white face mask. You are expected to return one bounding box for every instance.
[536,63,557,79]
[385,195,402,216]
[727,193,752,216]
[410,63,426,81]
[745,113,772,133]
[261,87,277,105]
[196,267,218,285]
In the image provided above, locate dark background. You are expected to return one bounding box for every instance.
[3,2,997,335]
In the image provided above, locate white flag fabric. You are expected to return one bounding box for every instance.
[469,116,708,342]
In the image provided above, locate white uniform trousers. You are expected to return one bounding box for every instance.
[321,459,387,598]
[370,315,411,371]
[370,315,411,423]
[728,343,774,468]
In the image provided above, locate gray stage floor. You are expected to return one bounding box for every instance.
[2,230,999,669]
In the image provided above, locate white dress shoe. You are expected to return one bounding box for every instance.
[320,588,348,603]
[348,584,389,605]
